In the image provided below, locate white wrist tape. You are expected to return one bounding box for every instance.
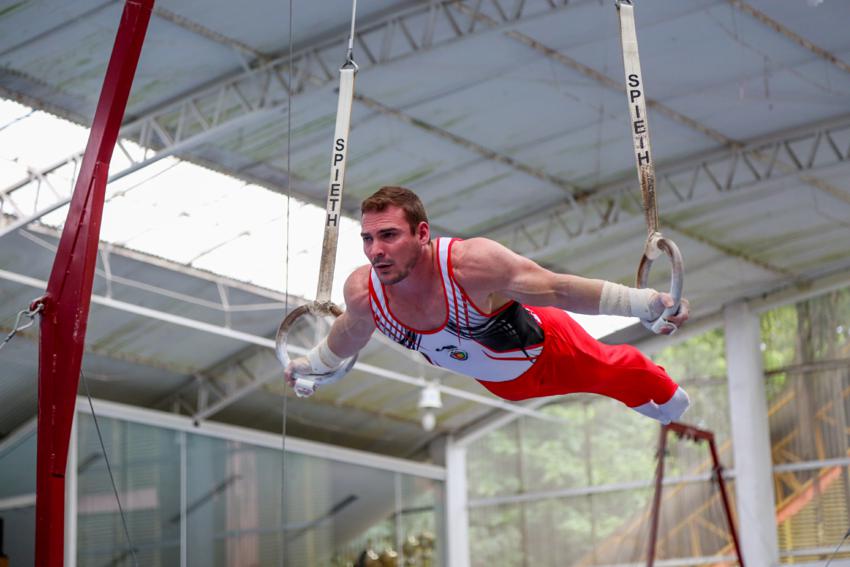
[599,281,657,321]
[306,338,345,374]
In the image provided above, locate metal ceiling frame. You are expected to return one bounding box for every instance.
[17,228,290,318]
[0,0,576,238]
[439,0,850,270]
[728,0,850,78]
[151,6,272,66]
[325,0,850,279]
[483,114,850,260]
[6,0,848,281]
[481,0,850,182]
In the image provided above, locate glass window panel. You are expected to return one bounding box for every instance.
[763,284,850,560]
[76,413,181,567]
[467,421,522,499]
[0,507,35,566]
[399,473,444,566]
[0,408,444,566]
[0,427,36,498]
[581,489,654,566]
[652,478,740,565]
[776,465,850,563]
[522,496,596,565]
[0,428,36,566]
[762,287,850,371]
[185,431,441,566]
[469,503,523,567]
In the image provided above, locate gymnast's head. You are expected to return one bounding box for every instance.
[360,186,431,285]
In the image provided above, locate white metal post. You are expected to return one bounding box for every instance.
[445,437,470,567]
[64,413,78,567]
[724,301,779,566]
[179,431,188,567]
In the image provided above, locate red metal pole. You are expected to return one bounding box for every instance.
[34,2,154,565]
[647,424,669,567]
[708,437,746,566]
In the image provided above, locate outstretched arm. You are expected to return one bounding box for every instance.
[326,266,377,358]
[453,238,689,331]
[284,266,376,386]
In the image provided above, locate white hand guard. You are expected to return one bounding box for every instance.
[306,337,346,374]
[291,338,347,398]
[599,282,675,334]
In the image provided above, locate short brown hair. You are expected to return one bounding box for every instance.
[361,186,428,233]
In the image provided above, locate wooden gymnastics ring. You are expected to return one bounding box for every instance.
[636,232,684,334]
[274,301,358,398]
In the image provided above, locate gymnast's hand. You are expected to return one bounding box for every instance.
[647,292,690,335]
[284,356,312,385]
[284,356,318,397]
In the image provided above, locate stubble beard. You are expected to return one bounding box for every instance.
[378,244,422,286]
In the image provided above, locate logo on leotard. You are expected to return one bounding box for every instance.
[437,344,468,361]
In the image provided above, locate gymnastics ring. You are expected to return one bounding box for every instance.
[636,232,684,333]
[275,301,358,398]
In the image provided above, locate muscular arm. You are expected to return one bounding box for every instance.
[326,265,377,358]
[284,266,375,387]
[452,238,689,331]
[452,238,606,314]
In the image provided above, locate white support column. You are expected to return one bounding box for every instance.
[724,301,779,566]
[64,413,78,567]
[179,431,188,567]
[445,437,470,567]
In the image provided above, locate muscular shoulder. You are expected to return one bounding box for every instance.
[451,238,516,292]
[343,265,372,317]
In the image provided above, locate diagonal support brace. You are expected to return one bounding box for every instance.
[34,2,155,565]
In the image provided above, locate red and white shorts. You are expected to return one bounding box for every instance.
[475,306,678,408]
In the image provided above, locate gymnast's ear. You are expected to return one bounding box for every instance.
[415,220,430,244]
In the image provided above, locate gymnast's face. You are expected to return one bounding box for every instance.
[361,206,429,285]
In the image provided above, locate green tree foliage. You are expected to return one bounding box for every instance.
[654,328,727,380]
[467,285,850,565]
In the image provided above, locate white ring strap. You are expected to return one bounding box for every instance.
[617,0,658,235]
[315,60,357,303]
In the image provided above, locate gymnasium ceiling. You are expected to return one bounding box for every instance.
[1,0,850,460]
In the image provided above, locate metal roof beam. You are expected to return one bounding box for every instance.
[353,92,581,196]
[20,223,300,303]
[484,114,850,259]
[16,229,293,316]
[0,0,576,236]
[3,0,577,195]
[152,7,272,66]
[446,5,850,252]
[0,267,571,425]
[453,1,735,148]
[729,0,850,77]
[0,107,278,240]
[193,366,280,422]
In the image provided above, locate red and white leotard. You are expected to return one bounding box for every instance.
[369,237,544,382]
[369,237,681,412]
